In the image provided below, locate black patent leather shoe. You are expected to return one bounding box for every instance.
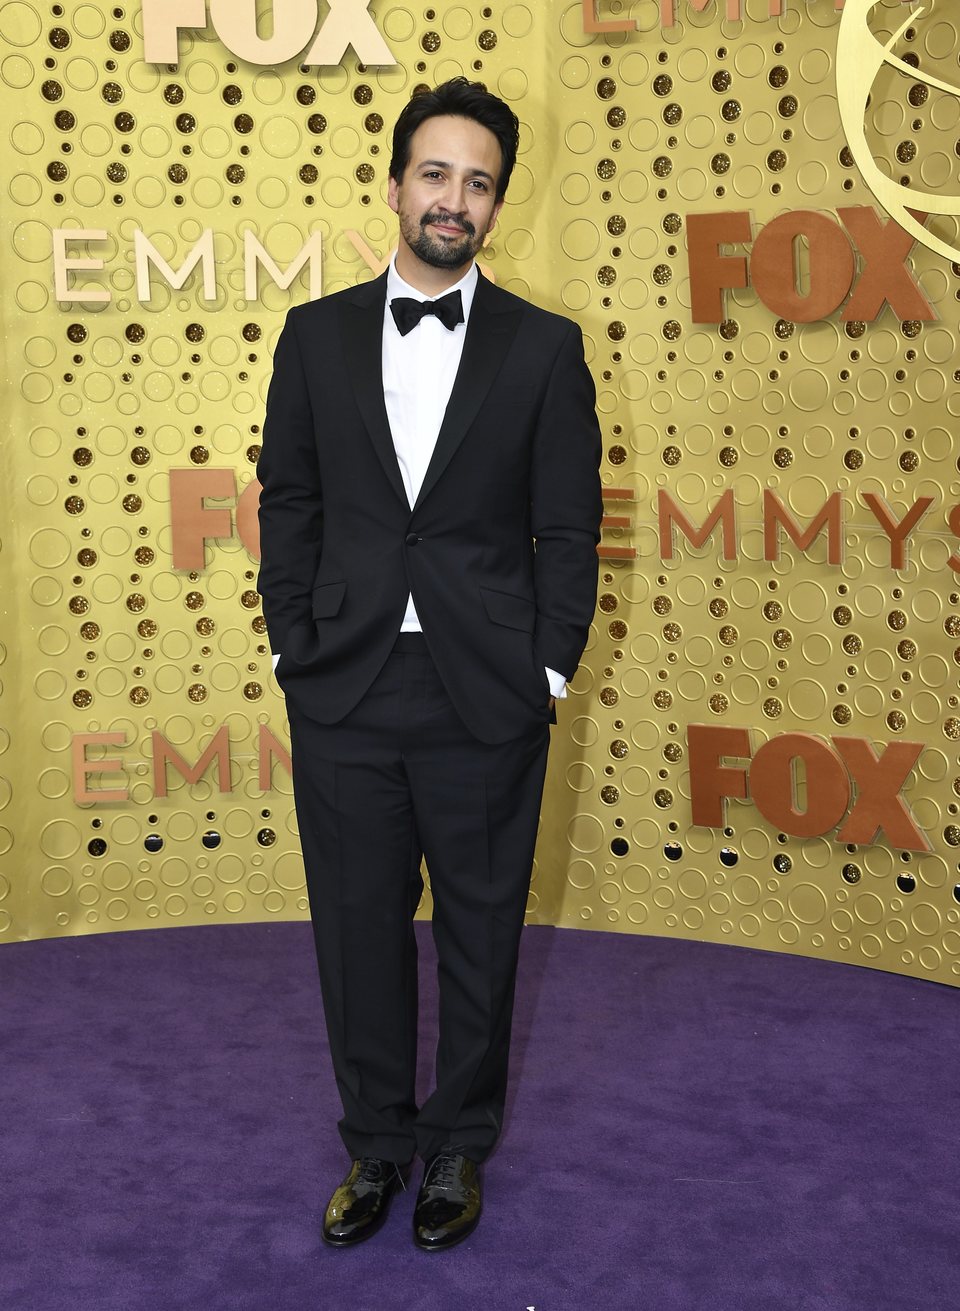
[413,1151,482,1251]
[322,1157,406,1247]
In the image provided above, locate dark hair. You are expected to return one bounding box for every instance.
[389,77,520,202]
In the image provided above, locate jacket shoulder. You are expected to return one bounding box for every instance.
[481,276,581,340]
[283,272,387,327]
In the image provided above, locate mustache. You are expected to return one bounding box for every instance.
[421,211,476,237]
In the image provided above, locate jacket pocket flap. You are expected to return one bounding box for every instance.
[479,585,535,633]
[311,580,346,619]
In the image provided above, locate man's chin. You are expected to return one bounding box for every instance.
[414,236,477,270]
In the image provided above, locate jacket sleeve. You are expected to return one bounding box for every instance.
[256,309,323,652]
[530,320,603,679]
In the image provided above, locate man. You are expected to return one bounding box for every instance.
[257,77,601,1251]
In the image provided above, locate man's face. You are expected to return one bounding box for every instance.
[388,114,504,275]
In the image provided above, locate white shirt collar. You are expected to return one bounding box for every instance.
[386,253,479,322]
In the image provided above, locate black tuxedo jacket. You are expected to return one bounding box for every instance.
[256,269,602,745]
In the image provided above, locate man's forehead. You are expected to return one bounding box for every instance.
[409,115,501,164]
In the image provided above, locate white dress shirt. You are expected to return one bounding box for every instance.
[273,255,566,700]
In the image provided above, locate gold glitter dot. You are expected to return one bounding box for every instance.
[607,444,627,465]
[653,595,673,616]
[652,74,672,96]
[709,693,729,714]
[772,628,792,649]
[832,704,852,725]
[897,639,917,659]
[599,687,619,707]
[596,265,617,287]
[663,742,683,762]
[126,593,146,613]
[606,106,626,128]
[887,610,907,631]
[774,320,794,340]
[187,683,208,703]
[607,321,626,342]
[652,264,672,285]
[597,77,617,99]
[130,686,150,705]
[662,320,681,341]
[477,29,497,50]
[712,69,732,92]
[662,445,681,466]
[122,494,143,513]
[610,739,629,759]
[243,682,263,700]
[73,689,93,708]
[608,620,628,640]
[768,65,789,87]
[421,31,441,51]
[600,785,620,804]
[653,789,673,807]
[64,496,85,515]
[653,689,673,710]
[598,593,618,613]
[653,155,672,178]
[607,214,626,236]
[709,598,728,618]
[763,698,783,718]
[719,446,738,467]
[663,623,682,643]
[69,596,89,616]
[718,625,738,645]
[719,319,739,340]
[942,717,960,739]
[762,601,782,621]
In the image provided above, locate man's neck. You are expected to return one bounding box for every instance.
[394,246,472,297]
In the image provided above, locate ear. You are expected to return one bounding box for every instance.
[387,175,399,215]
[486,199,504,234]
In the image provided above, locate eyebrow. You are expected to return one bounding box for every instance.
[418,158,495,182]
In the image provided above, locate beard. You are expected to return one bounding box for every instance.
[400,209,482,269]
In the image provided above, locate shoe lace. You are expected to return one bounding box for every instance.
[425,1152,461,1190]
[357,1156,406,1189]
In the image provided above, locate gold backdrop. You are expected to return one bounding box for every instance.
[3,0,960,987]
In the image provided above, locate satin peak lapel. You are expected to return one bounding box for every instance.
[413,280,522,511]
[340,274,409,507]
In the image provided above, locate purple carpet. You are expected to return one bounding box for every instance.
[1,921,956,1310]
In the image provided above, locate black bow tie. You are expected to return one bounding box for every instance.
[390,289,464,336]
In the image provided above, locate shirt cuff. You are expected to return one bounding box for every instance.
[271,653,280,670]
[545,666,567,700]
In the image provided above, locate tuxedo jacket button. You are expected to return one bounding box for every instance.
[405,533,419,546]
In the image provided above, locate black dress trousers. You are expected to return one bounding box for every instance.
[287,635,550,1165]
